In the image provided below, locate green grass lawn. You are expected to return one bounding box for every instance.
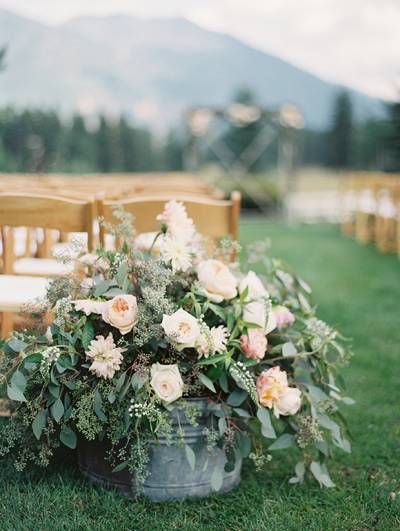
[1,223,399,531]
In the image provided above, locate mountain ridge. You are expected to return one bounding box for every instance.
[0,9,385,129]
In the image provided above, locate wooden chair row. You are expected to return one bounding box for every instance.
[0,172,223,201]
[0,191,241,338]
[340,173,400,255]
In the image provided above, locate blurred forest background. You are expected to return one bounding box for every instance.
[0,45,399,176]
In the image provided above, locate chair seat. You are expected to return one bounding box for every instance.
[0,275,49,312]
[13,257,73,276]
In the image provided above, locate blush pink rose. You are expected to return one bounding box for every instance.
[272,306,295,329]
[240,329,267,360]
[256,366,301,417]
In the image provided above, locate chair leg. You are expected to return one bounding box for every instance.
[1,312,13,339]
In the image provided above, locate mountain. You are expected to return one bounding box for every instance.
[0,9,385,129]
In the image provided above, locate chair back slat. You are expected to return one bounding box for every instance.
[98,192,241,246]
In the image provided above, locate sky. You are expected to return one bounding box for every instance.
[0,0,398,100]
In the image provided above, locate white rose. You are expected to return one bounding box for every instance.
[275,387,301,417]
[243,300,277,334]
[162,308,201,349]
[197,259,237,303]
[101,294,138,335]
[239,271,268,301]
[150,363,184,404]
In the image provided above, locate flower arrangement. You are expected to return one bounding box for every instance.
[0,201,353,494]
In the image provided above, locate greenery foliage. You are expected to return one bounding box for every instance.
[0,204,352,493]
[0,223,398,529]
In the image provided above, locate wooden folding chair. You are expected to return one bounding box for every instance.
[0,193,96,338]
[98,191,241,250]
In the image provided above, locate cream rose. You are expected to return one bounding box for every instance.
[101,294,138,335]
[162,308,201,349]
[239,271,268,301]
[197,259,237,302]
[275,387,301,416]
[243,300,277,334]
[150,363,184,404]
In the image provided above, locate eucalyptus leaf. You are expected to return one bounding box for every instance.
[50,397,64,423]
[227,389,248,407]
[282,342,297,357]
[8,338,28,353]
[32,409,47,440]
[268,433,294,450]
[184,445,196,472]
[198,373,216,393]
[257,407,276,439]
[82,320,94,350]
[310,461,335,488]
[94,389,107,422]
[60,426,77,449]
[7,384,26,402]
[10,370,26,392]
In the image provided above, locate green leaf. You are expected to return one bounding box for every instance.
[268,433,294,450]
[94,279,111,297]
[50,397,64,423]
[8,338,28,353]
[227,389,248,407]
[82,320,94,350]
[185,445,196,471]
[48,383,60,399]
[233,407,251,418]
[310,461,335,488]
[197,373,216,393]
[115,372,126,393]
[210,459,225,491]
[257,407,276,439]
[219,372,229,393]
[93,389,107,422]
[218,417,227,436]
[60,426,77,449]
[196,354,226,366]
[207,303,226,320]
[112,461,128,473]
[23,353,42,365]
[10,370,26,392]
[7,384,26,402]
[116,261,129,288]
[235,432,251,458]
[282,342,297,357]
[32,410,47,440]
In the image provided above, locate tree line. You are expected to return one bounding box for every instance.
[0,48,398,173]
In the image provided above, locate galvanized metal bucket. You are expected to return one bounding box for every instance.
[77,398,242,501]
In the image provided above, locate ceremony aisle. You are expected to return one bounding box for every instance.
[1,223,399,531]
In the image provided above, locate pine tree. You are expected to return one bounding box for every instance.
[386,98,400,170]
[328,91,353,168]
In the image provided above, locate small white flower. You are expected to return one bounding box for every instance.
[72,299,105,316]
[160,235,192,272]
[162,308,201,350]
[86,333,125,380]
[210,325,228,353]
[196,325,228,358]
[157,200,196,241]
[45,326,53,344]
